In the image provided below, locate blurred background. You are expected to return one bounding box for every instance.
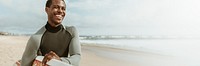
[1,0,200,66]
[1,0,200,36]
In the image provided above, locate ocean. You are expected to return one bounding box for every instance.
[80,38,200,58]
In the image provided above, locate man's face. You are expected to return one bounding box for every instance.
[46,0,66,26]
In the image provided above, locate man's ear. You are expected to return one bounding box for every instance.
[45,7,48,13]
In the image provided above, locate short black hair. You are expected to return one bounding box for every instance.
[46,0,66,7]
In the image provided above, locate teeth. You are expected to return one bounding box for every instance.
[56,15,61,17]
[55,15,62,19]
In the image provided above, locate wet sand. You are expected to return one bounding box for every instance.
[0,36,197,66]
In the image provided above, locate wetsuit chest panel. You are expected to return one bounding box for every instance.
[40,28,72,57]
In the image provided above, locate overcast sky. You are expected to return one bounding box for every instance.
[1,0,200,36]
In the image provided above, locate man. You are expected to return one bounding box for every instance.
[21,0,81,66]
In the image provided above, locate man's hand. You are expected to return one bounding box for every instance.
[42,51,61,66]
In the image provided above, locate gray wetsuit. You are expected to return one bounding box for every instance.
[21,23,81,66]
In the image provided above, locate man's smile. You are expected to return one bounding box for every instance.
[55,14,63,20]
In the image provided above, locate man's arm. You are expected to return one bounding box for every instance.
[21,36,38,66]
[60,26,81,66]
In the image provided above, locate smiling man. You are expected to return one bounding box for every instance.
[20,0,81,66]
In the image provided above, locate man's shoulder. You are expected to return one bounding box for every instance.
[34,26,46,35]
[64,25,77,37]
[64,25,76,30]
[29,26,46,40]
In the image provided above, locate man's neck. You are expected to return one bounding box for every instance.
[45,22,62,33]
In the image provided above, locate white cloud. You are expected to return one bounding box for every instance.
[0,0,45,16]
[68,0,112,10]
[2,0,200,35]
[66,0,200,35]
[0,0,13,8]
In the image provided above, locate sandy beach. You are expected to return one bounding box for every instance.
[0,36,197,66]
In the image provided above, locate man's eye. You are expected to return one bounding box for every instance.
[62,7,66,11]
[53,6,59,9]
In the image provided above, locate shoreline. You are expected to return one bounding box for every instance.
[0,35,198,66]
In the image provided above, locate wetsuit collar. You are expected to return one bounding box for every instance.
[45,22,62,33]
